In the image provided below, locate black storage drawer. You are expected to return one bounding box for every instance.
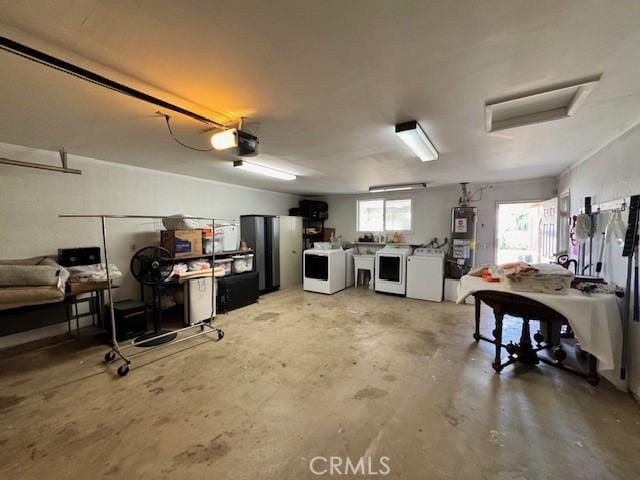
[217,271,260,313]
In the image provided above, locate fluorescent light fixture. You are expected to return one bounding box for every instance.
[369,182,426,193]
[395,121,439,162]
[485,76,601,132]
[211,129,238,150]
[233,160,296,181]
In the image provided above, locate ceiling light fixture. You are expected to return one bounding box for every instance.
[233,160,296,181]
[369,182,427,193]
[211,129,238,150]
[395,121,439,162]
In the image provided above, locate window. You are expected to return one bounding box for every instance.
[358,199,384,231]
[385,199,412,231]
[357,198,412,232]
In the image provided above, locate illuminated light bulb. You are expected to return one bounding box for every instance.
[211,129,238,150]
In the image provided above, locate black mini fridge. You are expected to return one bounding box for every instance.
[240,215,280,293]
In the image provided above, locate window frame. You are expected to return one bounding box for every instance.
[356,197,413,233]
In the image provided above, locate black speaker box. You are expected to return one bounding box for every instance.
[299,200,329,220]
[58,247,101,267]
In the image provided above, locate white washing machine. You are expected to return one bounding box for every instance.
[375,245,413,295]
[407,248,445,302]
[303,248,346,294]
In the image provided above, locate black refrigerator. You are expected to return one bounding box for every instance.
[240,215,280,293]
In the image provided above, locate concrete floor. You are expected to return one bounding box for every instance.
[1,287,639,479]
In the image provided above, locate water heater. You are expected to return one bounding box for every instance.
[447,206,477,279]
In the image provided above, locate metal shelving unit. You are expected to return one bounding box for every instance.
[172,249,252,262]
[303,217,325,250]
[59,213,229,377]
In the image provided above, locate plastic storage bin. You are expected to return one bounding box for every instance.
[221,224,239,251]
[231,254,254,273]
[213,258,232,276]
[214,227,225,253]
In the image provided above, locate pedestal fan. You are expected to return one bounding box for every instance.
[130,246,177,347]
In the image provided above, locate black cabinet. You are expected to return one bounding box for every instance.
[240,215,280,293]
[105,300,148,341]
[217,272,260,313]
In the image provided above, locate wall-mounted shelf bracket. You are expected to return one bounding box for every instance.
[0,148,82,175]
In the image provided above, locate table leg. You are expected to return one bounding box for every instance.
[74,296,80,337]
[473,296,481,342]
[587,354,600,385]
[518,318,539,364]
[492,308,504,373]
[91,292,97,326]
[548,318,562,346]
[98,290,104,328]
[66,299,71,335]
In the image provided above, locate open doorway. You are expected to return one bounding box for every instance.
[496,198,558,265]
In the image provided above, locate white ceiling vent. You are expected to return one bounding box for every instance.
[485,76,601,132]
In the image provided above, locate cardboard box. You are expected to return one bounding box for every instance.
[161,229,203,258]
[322,228,336,241]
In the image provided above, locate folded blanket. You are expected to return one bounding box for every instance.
[0,257,69,288]
[66,263,122,283]
[499,262,574,294]
[469,262,574,293]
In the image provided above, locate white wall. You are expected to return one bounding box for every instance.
[558,123,640,398]
[0,142,300,303]
[323,178,557,265]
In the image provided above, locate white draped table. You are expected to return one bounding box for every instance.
[457,275,623,381]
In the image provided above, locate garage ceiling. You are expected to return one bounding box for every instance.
[1,0,639,195]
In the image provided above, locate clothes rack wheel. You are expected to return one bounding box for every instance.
[117,364,130,377]
[551,346,567,362]
[104,351,116,363]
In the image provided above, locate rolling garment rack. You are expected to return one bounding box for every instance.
[59,214,226,377]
